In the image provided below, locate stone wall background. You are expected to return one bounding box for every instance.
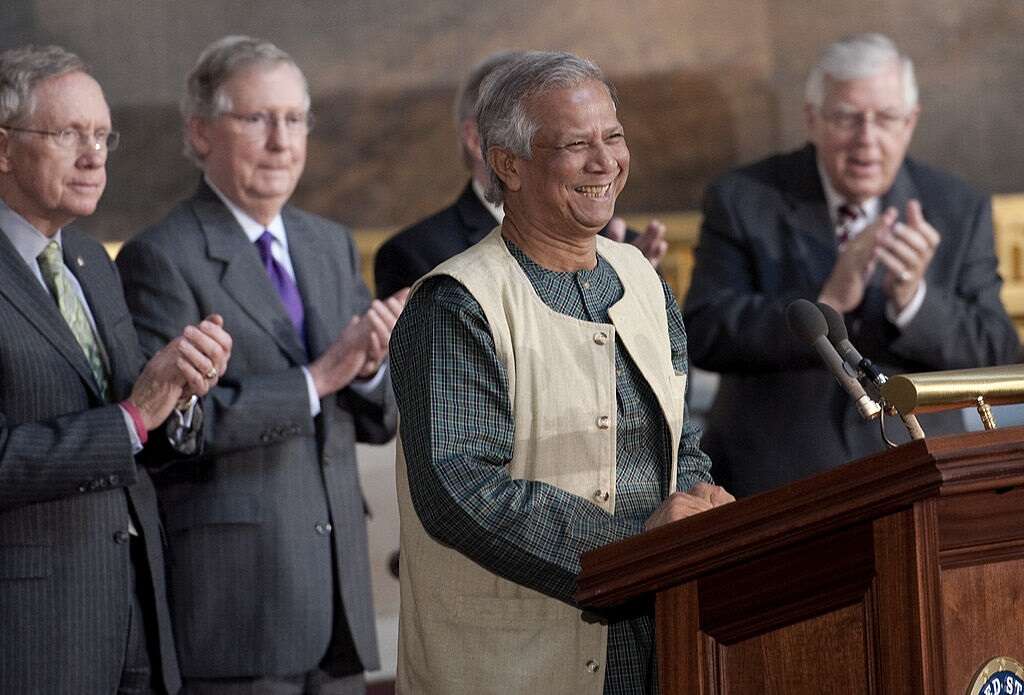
[4,1,1022,241]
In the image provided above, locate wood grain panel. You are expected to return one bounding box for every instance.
[941,558,1024,692]
[716,604,868,694]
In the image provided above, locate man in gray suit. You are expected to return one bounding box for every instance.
[0,45,231,694]
[117,36,403,694]
[683,33,1020,497]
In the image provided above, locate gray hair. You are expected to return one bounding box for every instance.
[454,51,522,168]
[0,45,88,127]
[805,33,917,110]
[476,51,615,204]
[181,35,310,165]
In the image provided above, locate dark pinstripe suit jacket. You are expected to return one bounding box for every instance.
[117,181,395,679]
[0,228,180,694]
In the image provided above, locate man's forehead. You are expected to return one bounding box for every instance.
[31,71,110,124]
[222,63,306,108]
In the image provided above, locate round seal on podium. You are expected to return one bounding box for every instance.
[969,656,1024,695]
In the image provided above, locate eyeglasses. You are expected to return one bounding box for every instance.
[1,125,120,152]
[822,109,911,135]
[222,111,314,141]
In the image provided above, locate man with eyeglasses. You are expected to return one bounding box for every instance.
[117,36,401,694]
[0,45,232,694]
[683,33,1020,498]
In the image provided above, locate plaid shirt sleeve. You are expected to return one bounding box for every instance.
[662,279,715,491]
[390,276,647,606]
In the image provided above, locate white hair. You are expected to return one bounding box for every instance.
[805,33,917,110]
[181,35,310,165]
[475,51,615,204]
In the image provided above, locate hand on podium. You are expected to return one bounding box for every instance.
[644,482,734,531]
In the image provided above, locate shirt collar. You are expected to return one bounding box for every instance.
[471,177,505,224]
[204,175,288,249]
[815,158,881,224]
[0,198,64,271]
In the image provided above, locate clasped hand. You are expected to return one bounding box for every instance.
[819,199,940,314]
[128,314,233,431]
[309,287,410,398]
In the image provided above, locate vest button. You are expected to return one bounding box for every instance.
[593,489,609,502]
[593,331,609,345]
[585,659,600,673]
[596,415,611,430]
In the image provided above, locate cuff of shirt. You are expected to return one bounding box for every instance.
[301,366,321,417]
[887,282,927,328]
[350,361,388,395]
[119,406,144,455]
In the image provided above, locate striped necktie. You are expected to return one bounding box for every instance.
[836,203,864,247]
[37,241,110,398]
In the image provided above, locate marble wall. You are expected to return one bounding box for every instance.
[4,1,1023,242]
[5,2,1022,240]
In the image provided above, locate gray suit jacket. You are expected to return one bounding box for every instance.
[0,229,180,694]
[683,144,1021,497]
[117,181,395,679]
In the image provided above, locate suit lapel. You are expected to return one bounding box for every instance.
[193,183,308,366]
[780,145,840,289]
[62,231,135,399]
[0,229,103,399]
[881,164,918,218]
[284,208,332,360]
[455,181,500,246]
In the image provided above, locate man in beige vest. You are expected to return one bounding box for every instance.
[390,51,732,695]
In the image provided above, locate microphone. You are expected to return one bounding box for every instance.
[816,302,925,440]
[786,299,881,421]
[815,302,884,386]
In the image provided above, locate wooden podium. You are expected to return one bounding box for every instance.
[577,427,1024,693]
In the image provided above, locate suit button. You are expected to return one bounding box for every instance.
[78,483,89,493]
[596,416,611,430]
[107,474,120,486]
[593,489,609,502]
[322,456,333,467]
[315,522,333,536]
[113,530,130,544]
[593,331,609,345]
[585,659,600,673]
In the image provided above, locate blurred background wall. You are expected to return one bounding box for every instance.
[3,1,1023,241]
[5,0,1023,682]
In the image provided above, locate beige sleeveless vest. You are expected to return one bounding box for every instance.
[396,228,685,694]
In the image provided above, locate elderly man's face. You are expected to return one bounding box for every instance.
[191,62,308,224]
[0,71,110,236]
[806,62,919,204]
[511,80,629,236]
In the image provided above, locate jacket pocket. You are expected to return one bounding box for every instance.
[163,494,261,534]
[0,545,51,579]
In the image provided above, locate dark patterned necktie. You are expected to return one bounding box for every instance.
[836,203,863,247]
[255,231,305,339]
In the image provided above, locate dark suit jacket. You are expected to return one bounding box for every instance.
[117,181,395,679]
[0,229,180,694]
[374,180,638,297]
[683,144,1021,498]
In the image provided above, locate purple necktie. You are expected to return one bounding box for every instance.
[255,231,305,339]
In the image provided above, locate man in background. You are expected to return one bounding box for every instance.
[374,50,668,297]
[683,33,1020,497]
[118,36,403,694]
